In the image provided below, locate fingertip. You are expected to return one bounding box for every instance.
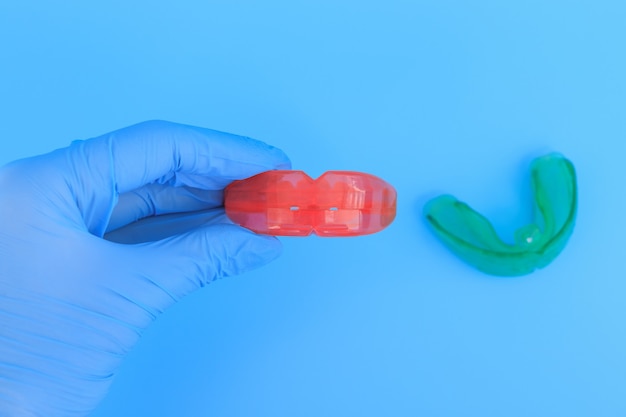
[234,227,284,270]
[194,224,284,278]
[270,147,292,171]
[275,158,292,171]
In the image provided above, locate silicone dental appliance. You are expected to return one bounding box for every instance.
[423,153,577,276]
[224,170,397,237]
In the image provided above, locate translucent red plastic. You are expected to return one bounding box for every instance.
[224,171,397,237]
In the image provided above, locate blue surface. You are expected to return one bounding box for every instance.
[1,1,625,416]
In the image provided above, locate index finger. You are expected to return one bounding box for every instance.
[52,120,291,235]
[100,120,291,192]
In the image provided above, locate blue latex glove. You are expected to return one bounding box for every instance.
[0,121,291,416]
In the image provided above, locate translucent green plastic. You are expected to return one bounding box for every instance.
[423,153,577,276]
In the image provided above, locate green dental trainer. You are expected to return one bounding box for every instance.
[424,153,577,276]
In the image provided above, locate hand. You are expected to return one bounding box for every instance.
[0,120,291,416]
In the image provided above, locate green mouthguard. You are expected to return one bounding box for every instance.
[424,153,577,276]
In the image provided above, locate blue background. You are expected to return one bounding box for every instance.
[1,1,625,416]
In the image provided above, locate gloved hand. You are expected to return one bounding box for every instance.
[0,120,291,416]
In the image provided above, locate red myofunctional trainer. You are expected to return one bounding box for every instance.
[224,170,397,237]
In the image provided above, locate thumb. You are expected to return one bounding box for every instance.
[128,224,283,301]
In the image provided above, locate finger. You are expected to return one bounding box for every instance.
[105,185,224,232]
[104,208,231,244]
[89,120,291,192]
[59,120,291,236]
[112,224,283,307]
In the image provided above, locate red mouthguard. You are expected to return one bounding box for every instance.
[224,170,397,237]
